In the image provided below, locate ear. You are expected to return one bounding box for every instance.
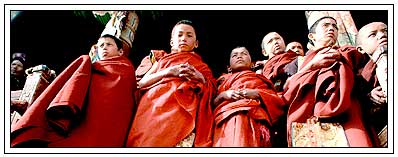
[261,49,268,57]
[194,40,199,48]
[119,49,124,56]
[308,33,315,43]
[356,46,365,54]
[170,39,174,47]
[227,66,232,73]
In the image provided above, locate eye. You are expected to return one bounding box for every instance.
[368,33,376,38]
[331,24,338,30]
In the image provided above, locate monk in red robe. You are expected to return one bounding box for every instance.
[126,20,216,147]
[255,32,299,92]
[11,34,136,147]
[355,22,388,144]
[254,32,298,147]
[212,47,285,147]
[283,16,373,147]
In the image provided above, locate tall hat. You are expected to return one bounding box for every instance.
[99,11,139,57]
[305,11,338,49]
[306,11,336,30]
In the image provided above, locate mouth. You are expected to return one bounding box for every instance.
[235,60,244,64]
[378,39,388,45]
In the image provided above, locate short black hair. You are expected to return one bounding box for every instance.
[309,16,337,33]
[176,19,194,27]
[172,19,198,38]
[100,34,123,50]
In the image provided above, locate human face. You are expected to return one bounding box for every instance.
[358,22,387,55]
[230,47,252,72]
[309,18,338,48]
[97,37,122,60]
[262,32,286,58]
[286,42,304,56]
[11,60,24,76]
[170,24,198,52]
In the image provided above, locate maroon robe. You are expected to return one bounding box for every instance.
[126,51,216,147]
[283,46,373,147]
[11,55,136,147]
[262,50,298,91]
[212,70,285,147]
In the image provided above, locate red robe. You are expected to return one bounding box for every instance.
[358,54,386,144]
[360,57,378,88]
[11,55,136,147]
[212,70,285,147]
[135,50,168,82]
[262,50,298,91]
[283,46,373,147]
[126,51,216,147]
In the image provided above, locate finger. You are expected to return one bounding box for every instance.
[318,47,332,54]
[231,94,240,100]
[373,90,384,97]
[375,86,382,90]
[380,97,387,102]
[179,73,189,78]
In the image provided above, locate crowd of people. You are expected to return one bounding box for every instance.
[10,13,388,148]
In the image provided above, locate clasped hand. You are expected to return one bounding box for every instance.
[308,47,341,70]
[167,63,205,83]
[224,89,259,101]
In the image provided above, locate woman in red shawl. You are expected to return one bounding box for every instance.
[213,47,285,147]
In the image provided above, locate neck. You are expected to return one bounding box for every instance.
[314,40,336,49]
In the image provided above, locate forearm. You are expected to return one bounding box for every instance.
[137,69,168,88]
[213,92,226,107]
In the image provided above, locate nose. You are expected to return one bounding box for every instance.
[377,31,387,39]
[180,35,187,41]
[327,26,335,32]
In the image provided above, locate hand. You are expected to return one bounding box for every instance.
[307,47,341,70]
[175,63,206,83]
[223,90,245,101]
[369,86,387,105]
[371,46,387,63]
[239,89,260,99]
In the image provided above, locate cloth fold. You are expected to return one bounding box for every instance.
[213,70,285,147]
[126,51,216,147]
[11,55,136,147]
[283,46,373,147]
